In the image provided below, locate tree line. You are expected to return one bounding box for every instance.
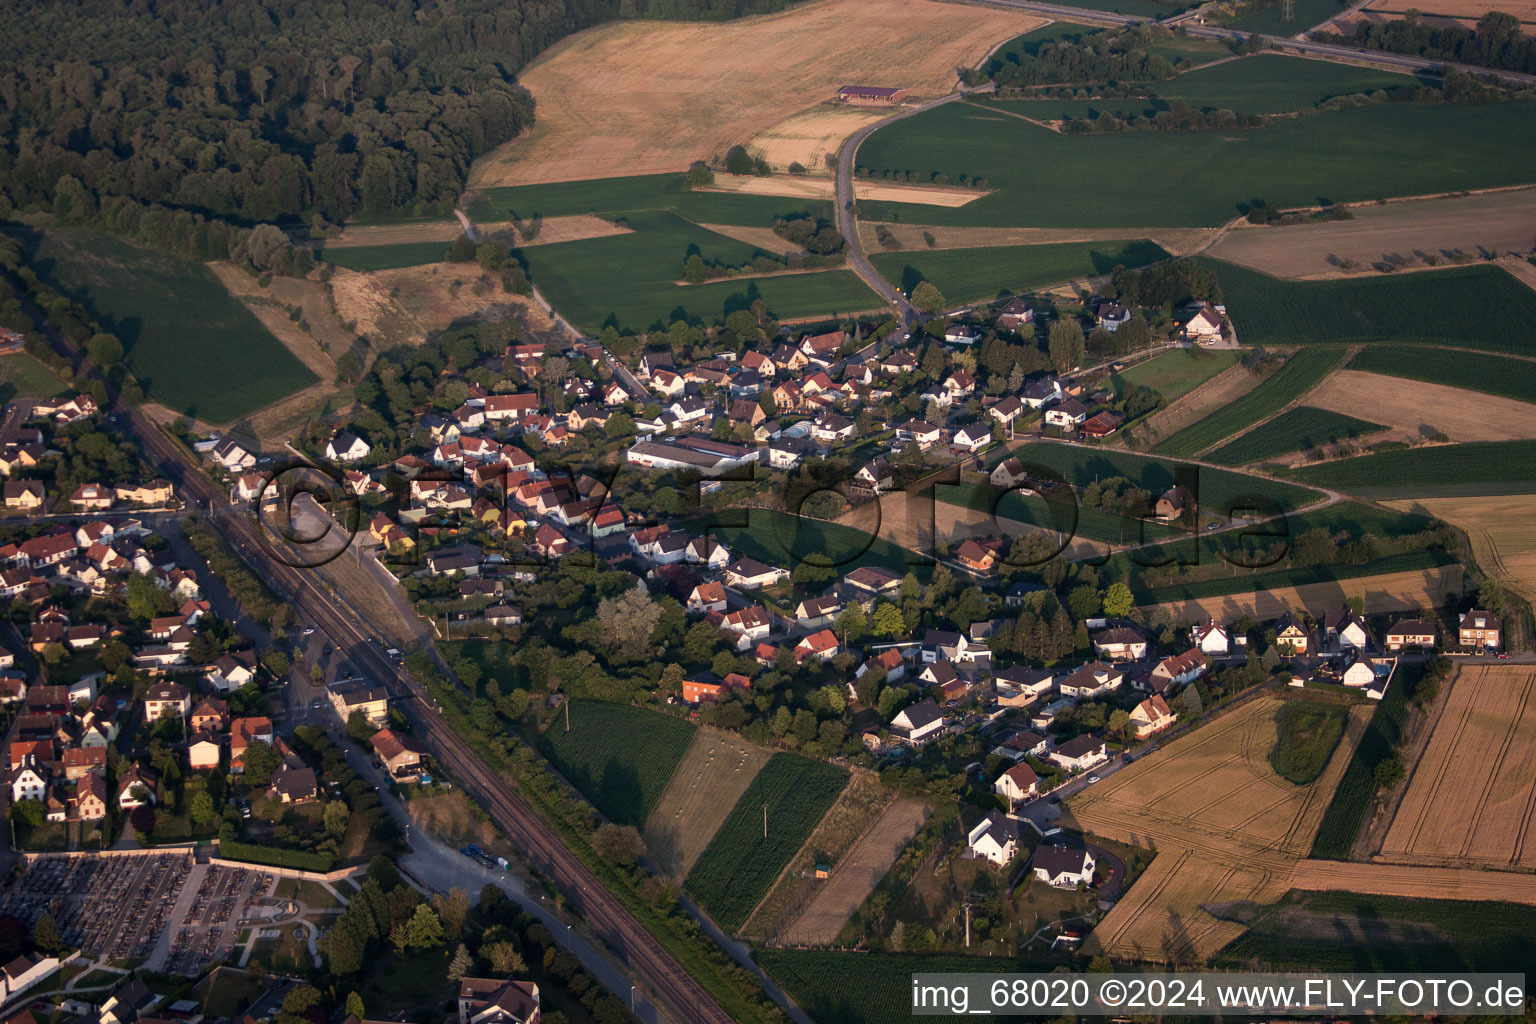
[967,25,1181,91]
[1317,10,1536,75]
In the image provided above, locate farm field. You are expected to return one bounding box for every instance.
[990,54,1430,121]
[645,728,773,878]
[1311,660,1420,858]
[697,507,925,579]
[1132,558,1462,622]
[0,354,70,404]
[745,107,888,175]
[940,482,1182,548]
[1287,860,1536,905]
[1271,701,1350,785]
[1207,188,1536,279]
[1002,441,1325,513]
[516,209,879,331]
[743,770,900,942]
[707,174,989,208]
[470,0,1045,187]
[1287,439,1536,496]
[760,950,1048,1024]
[1222,0,1352,33]
[858,222,1219,255]
[1342,0,1536,34]
[838,485,1112,564]
[870,239,1168,306]
[1347,346,1536,406]
[20,229,317,423]
[465,173,832,226]
[779,798,929,946]
[1133,360,1268,446]
[853,100,1536,227]
[1069,694,1368,960]
[537,700,696,829]
[1207,405,1387,465]
[686,754,850,932]
[1386,494,1536,605]
[1301,369,1536,444]
[1380,665,1536,868]
[1154,347,1347,457]
[1209,260,1536,354]
[1218,891,1536,974]
[1111,347,1239,403]
[319,241,452,272]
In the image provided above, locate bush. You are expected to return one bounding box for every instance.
[218,840,334,872]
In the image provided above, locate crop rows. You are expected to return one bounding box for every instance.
[319,241,450,271]
[538,699,696,828]
[1208,406,1386,465]
[870,238,1167,308]
[1154,347,1346,458]
[1348,346,1536,406]
[1311,662,1420,858]
[1288,439,1536,495]
[687,754,849,932]
[759,949,1025,1024]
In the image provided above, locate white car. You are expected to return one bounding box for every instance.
[1087,775,1101,784]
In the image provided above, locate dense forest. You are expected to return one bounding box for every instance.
[0,0,799,232]
[1317,10,1536,75]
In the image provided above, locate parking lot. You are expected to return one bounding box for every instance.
[5,853,192,962]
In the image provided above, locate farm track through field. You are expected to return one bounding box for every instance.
[1460,673,1536,859]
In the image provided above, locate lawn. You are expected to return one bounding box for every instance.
[1286,440,1536,497]
[853,100,1536,227]
[1311,660,1419,858]
[1208,406,1387,465]
[464,172,832,226]
[318,241,452,271]
[689,507,926,578]
[870,239,1168,306]
[999,441,1324,514]
[760,949,1033,1024]
[518,209,878,332]
[1269,700,1348,784]
[686,754,849,932]
[538,699,695,827]
[1209,260,1536,354]
[21,229,317,422]
[1221,0,1350,33]
[991,55,1430,123]
[0,354,71,405]
[1111,346,1238,402]
[1154,347,1347,457]
[1217,889,1536,973]
[1347,346,1536,406]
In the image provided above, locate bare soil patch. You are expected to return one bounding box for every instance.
[1380,664,1536,868]
[470,0,1044,187]
[696,223,802,253]
[645,728,773,878]
[329,263,552,350]
[1303,369,1536,443]
[1135,564,1463,625]
[327,215,629,249]
[780,798,929,945]
[405,791,520,865]
[700,173,989,208]
[1072,695,1368,960]
[1386,495,1536,606]
[1207,189,1536,279]
[860,224,1221,254]
[748,107,889,175]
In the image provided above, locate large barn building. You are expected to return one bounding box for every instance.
[837,85,907,104]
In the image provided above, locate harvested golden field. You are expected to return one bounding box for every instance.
[324,215,629,249]
[1386,495,1536,604]
[1136,564,1463,625]
[701,173,988,208]
[1302,369,1536,443]
[1207,188,1536,278]
[1337,0,1536,34]
[1132,362,1268,447]
[696,222,801,252]
[860,223,1221,255]
[1288,860,1536,903]
[1074,695,1369,960]
[779,798,930,945]
[747,107,889,175]
[645,728,773,877]
[329,263,552,350]
[1381,664,1536,868]
[470,0,1043,186]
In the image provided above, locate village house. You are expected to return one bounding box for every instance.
[1080,411,1123,439]
[1459,609,1501,649]
[4,480,44,510]
[851,459,894,496]
[794,595,842,631]
[1384,619,1437,651]
[143,682,189,721]
[457,976,541,1024]
[1155,485,1194,522]
[793,629,840,663]
[723,558,789,590]
[1091,626,1148,662]
[1149,648,1208,691]
[681,672,750,704]
[1021,376,1063,409]
[686,581,728,615]
[995,297,1034,331]
[271,763,319,803]
[988,395,1025,430]
[1130,695,1177,738]
[114,480,175,505]
[1193,619,1232,656]
[993,762,1039,810]
[1043,399,1089,430]
[965,810,1018,867]
[921,628,987,665]
[1322,608,1371,651]
[67,483,113,511]
[370,729,427,782]
[210,439,256,472]
[325,432,371,463]
[719,606,772,649]
[989,458,1032,490]
[996,729,1049,761]
[1032,843,1096,888]
[994,666,1054,706]
[895,420,943,450]
[1059,661,1125,699]
[328,679,390,726]
[890,698,946,746]
[1048,734,1109,773]
[1184,302,1224,342]
[951,424,991,453]
[1274,613,1311,655]
[1096,303,1131,332]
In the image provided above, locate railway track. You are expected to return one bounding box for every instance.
[17,303,741,1024]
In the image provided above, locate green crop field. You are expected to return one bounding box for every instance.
[538,700,695,828]
[1311,661,1420,858]
[1269,700,1348,784]
[1209,406,1387,465]
[871,239,1167,307]
[1211,260,1536,354]
[464,172,831,227]
[1287,440,1536,496]
[1154,347,1346,457]
[687,507,925,579]
[318,241,450,271]
[687,754,849,932]
[1347,346,1536,406]
[1005,0,1193,17]
[1219,890,1536,973]
[991,55,1429,122]
[760,950,1040,1024]
[854,100,1536,227]
[1112,347,1239,402]
[1222,0,1349,33]
[941,482,1182,547]
[1125,548,1455,604]
[1003,441,1324,514]
[24,229,317,423]
[517,210,877,331]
